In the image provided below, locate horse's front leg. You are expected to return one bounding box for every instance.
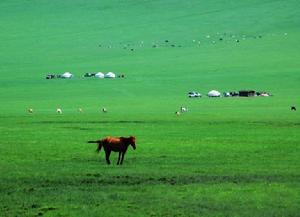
[117,152,121,165]
[105,150,111,165]
[120,152,126,165]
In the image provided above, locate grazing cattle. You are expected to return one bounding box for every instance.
[102,107,107,113]
[291,106,296,111]
[88,136,136,165]
[56,108,62,114]
[175,111,180,116]
[28,108,33,113]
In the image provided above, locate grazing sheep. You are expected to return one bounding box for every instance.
[56,108,62,114]
[28,108,33,113]
[78,108,83,113]
[102,107,107,113]
[175,111,180,116]
[291,106,296,111]
[180,107,188,113]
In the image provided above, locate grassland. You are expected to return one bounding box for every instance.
[0,0,300,216]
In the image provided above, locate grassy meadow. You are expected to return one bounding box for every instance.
[0,0,300,216]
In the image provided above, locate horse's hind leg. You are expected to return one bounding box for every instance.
[105,150,111,165]
[117,152,121,165]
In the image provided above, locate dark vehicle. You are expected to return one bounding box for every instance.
[188,91,202,98]
[84,73,96,77]
[46,74,55,79]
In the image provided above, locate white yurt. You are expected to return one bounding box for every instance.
[61,72,73,78]
[95,72,104,78]
[105,72,116,78]
[208,90,221,97]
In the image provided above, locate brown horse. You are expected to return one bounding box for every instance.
[88,136,136,165]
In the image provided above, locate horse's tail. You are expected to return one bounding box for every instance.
[87,140,99,143]
[87,140,103,153]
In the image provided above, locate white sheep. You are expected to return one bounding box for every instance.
[180,107,188,113]
[56,108,62,114]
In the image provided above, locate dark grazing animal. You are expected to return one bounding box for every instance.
[88,136,136,165]
[291,106,296,111]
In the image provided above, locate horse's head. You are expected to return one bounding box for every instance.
[129,136,136,150]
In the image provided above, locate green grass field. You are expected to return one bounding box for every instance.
[1,0,300,216]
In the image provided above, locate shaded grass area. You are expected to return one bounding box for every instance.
[1,174,299,190]
[1,176,299,217]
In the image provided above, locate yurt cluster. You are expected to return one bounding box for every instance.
[46,72,124,79]
[189,90,271,98]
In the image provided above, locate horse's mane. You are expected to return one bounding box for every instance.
[120,136,135,144]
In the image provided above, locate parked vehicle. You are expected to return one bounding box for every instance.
[188,91,202,98]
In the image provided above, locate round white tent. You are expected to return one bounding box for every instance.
[105,72,116,78]
[208,90,221,97]
[61,72,73,78]
[95,72,104,78]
